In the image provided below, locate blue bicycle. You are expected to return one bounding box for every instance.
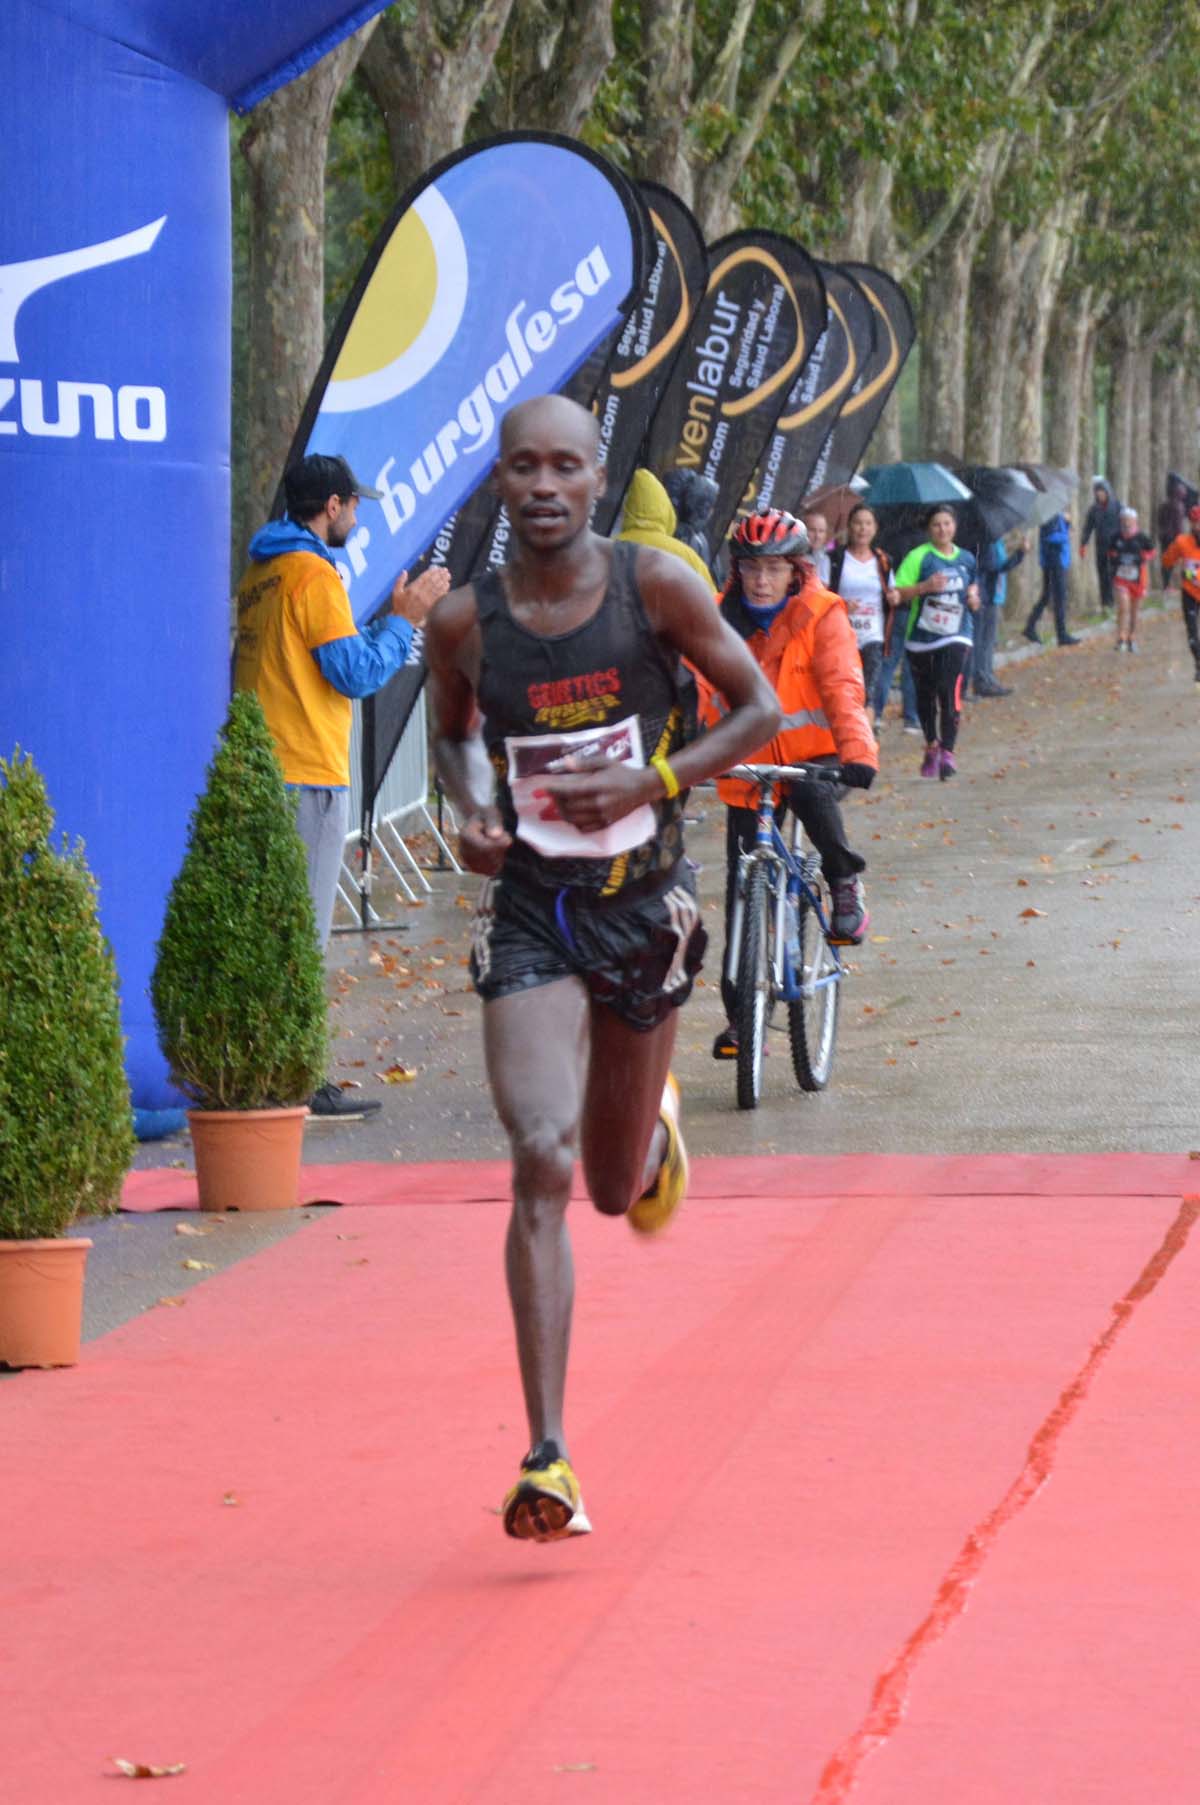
[722,762,845,1110]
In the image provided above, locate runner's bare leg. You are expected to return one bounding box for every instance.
[484,979,589,1455]
[580,1003,676,1215]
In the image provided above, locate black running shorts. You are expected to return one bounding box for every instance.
[469,864,707,1031]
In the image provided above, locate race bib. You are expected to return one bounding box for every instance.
[1117,559,1139,583]
[849,602,883,645]
[918,597,963,637]
[505,716,656,860]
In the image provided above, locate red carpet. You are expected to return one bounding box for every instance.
[7,1157,1200,1801]
[121,1151,1200,1209]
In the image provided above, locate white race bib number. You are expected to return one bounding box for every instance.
[919,598,963,637]
[849,603,883,646]
[505,717,656,860]
[1117,559,1139,583]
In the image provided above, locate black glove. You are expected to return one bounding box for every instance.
[841,763,875,791]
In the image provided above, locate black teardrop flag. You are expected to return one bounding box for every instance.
[589,181,708,535]
[641,230,827,549]
[736,262,877,523]
[805,264,915,492]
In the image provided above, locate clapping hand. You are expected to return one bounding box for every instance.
[391,564,452,624]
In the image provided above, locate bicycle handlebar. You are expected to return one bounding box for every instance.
[723,762,844,786]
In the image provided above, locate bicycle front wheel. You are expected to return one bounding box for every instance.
[788,896,840,1091]
[734,861,773,1110]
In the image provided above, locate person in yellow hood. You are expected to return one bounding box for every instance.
[617,467,717,590]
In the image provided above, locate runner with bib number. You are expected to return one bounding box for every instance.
[894,504,981,780]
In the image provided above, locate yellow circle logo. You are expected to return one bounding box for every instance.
[322,186,469,414]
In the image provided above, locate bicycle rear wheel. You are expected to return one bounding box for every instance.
[734,862,773,1110]
[788,895,840,1090]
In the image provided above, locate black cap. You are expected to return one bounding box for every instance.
[284,453,382,514]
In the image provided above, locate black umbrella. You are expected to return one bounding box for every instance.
[953,465,1039,549]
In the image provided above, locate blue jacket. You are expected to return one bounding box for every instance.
[981,538,1025,607]
[1039,515,1071,571]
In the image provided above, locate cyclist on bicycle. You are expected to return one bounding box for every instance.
[700,509,878,1061]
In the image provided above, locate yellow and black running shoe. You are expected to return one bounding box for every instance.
[502,1441,584,1543]
[628,1075,688,1235]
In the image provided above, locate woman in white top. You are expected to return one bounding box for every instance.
[828,504,898,726]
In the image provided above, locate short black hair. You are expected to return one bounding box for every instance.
[926,503,958,527]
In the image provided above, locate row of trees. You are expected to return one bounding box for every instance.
[232,0,1200,587]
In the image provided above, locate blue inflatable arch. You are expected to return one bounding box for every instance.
[2,3,389,1107]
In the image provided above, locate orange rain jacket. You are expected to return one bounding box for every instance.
[701,572,878,811]
[1162,531,1200,603]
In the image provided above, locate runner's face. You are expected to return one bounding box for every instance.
[741,555,793,607]
[804,513,827,548]
[496,422,603,552]
[848,509,876,550]
[929,510,955,551]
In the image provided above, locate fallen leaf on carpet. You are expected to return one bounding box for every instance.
[109,1757,187,1778]
[554,1764,597,1773]
[155,1295,186,1309]
[174,1223,211,1237]
[180,1259,215,1272]
[222,1492,240,1506]
[1019,907,1047,918]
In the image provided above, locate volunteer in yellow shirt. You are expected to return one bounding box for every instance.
[234,452,449,1116]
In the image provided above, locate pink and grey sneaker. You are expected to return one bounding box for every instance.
[938,747,958,780]
[829,877,869,945]
[919,743,941,779]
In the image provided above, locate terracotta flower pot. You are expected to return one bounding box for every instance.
[187,1106,308,1211]
[0,1236,92,1369]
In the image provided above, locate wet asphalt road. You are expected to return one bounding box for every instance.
[89,600,1198,1346]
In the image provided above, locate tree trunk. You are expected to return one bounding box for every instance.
[1130,343,1154,525]
[1042,287,1091,619]
[236,23,378,571]
[1107,300,1141,508]
[638,0,697,206]
[361,0,518,198]
[1069,327,1098,616]
[1045,287,1092,479]
[500,1,616,137]
[1007,202,1078,467]
[1150,357,1173,511]
[916,226,975,458]
[964,219,1029,463]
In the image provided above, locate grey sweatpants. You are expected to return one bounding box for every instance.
[291,786,350,950]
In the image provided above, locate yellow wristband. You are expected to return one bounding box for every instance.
[650,753,680,800]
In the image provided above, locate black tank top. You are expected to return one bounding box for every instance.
[475,541,687,895]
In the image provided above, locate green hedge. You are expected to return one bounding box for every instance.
[152,692,328,1110]
[0,752,133,1238]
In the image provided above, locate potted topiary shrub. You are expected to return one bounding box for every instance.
[0,750,134,1367]
[151,692,328,1210]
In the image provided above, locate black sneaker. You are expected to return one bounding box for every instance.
[974,680,1012,697]
[1022,624,1041,644]
[309,1081,382,1120]
[1057,634,1081,646]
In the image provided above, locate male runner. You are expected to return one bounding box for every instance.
[425,395,779,1543]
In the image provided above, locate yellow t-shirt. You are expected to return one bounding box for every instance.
[234,550,357,786]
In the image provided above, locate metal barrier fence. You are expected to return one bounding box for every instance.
[333,691,460,931]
